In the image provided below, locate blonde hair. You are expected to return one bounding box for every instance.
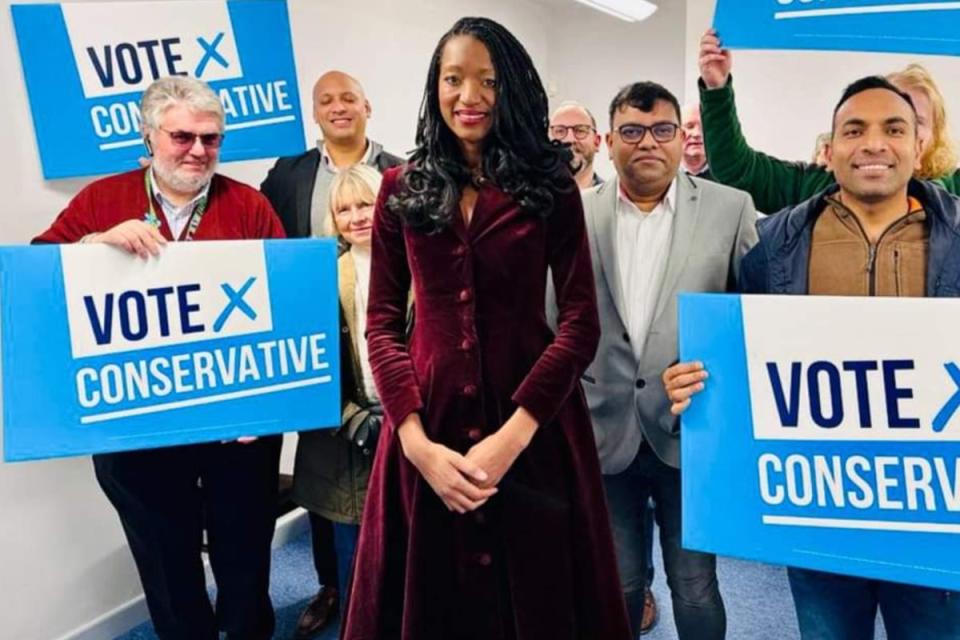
[812,132,831,165]
[887,64,957,179]
[325,164,383,239]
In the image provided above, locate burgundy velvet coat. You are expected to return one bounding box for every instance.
[341,167,630,640]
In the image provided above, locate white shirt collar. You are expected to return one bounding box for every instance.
[149,167,210,211]
[318,140,372,171]
[682,162,709,177]
[616,176,678,216]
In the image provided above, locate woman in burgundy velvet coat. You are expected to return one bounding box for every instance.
[341,17,631,640]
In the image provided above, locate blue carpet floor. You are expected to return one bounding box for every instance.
[115,523,887,639]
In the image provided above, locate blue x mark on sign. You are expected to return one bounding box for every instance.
[932,362,960,433]
[195,32,229,77]
[214,276,257,333]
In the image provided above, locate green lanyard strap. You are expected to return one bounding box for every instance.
[143,170,210,242]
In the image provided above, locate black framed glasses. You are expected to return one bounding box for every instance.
[616,122,679,144]
[158,127,225,149]
[549,124,596,140]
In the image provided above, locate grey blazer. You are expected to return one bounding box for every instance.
[565,174,758,473]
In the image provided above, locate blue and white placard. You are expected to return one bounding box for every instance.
[679,293,960,590]
[713,1,960,57]
[1,240,340,461]
[11,0,305,179]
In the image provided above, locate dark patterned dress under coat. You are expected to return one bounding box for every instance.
[340,167,631,640]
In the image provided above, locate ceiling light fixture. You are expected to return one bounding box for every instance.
[572,0,658,23]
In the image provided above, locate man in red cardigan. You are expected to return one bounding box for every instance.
[34,76,285,640]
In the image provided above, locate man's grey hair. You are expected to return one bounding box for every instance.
[550,101,598,129]
[141,76,224,131]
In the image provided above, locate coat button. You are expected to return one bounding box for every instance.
[458,289,472,303]
[454,246,466,257]
[623,332,630,342]
[474,510,486,525]
[460,338,472,351]
[636,378,646,389]
[477,553,492,567]
[467,428,483,442]
[463,384,478,397]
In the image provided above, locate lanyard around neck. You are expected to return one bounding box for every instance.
[143,170,210,241]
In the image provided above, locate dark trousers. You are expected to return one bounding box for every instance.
[93,436,282,640]
[643,501,655,587]
[789,568,960,640]
[309,511,361,606]
[604,442,726,640]
[310,511,338,589]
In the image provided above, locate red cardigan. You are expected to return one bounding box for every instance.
[34,168,286,243]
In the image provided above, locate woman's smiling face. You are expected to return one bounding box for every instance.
[437,34,498,163]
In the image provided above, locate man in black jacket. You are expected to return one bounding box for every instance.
[261,70,401,640]
[262,70,402,239]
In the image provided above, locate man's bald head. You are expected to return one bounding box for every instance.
[550,102,597,129]
[548,101,601,186]
[313,71,365,103]
[313,70,371,146]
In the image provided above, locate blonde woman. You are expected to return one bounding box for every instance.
[290,164,384,638]
[888,64,958,180]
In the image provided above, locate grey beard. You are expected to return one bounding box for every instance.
[153,159,215,193]
[570,157,588,175]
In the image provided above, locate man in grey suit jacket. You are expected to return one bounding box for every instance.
[582,82,757,640]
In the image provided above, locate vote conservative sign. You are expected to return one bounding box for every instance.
[679,293,960,590]
[1,240,340,461]
[713,0,960,57]
[11,0,305,179]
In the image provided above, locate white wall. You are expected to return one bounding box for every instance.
[685,0,960,167]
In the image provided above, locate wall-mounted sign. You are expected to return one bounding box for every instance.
[714,1,960,57]
[11,0,305,179]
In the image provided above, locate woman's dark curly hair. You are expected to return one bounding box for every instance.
[388,16,573,232]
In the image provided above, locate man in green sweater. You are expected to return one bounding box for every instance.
[697,28,960,213]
